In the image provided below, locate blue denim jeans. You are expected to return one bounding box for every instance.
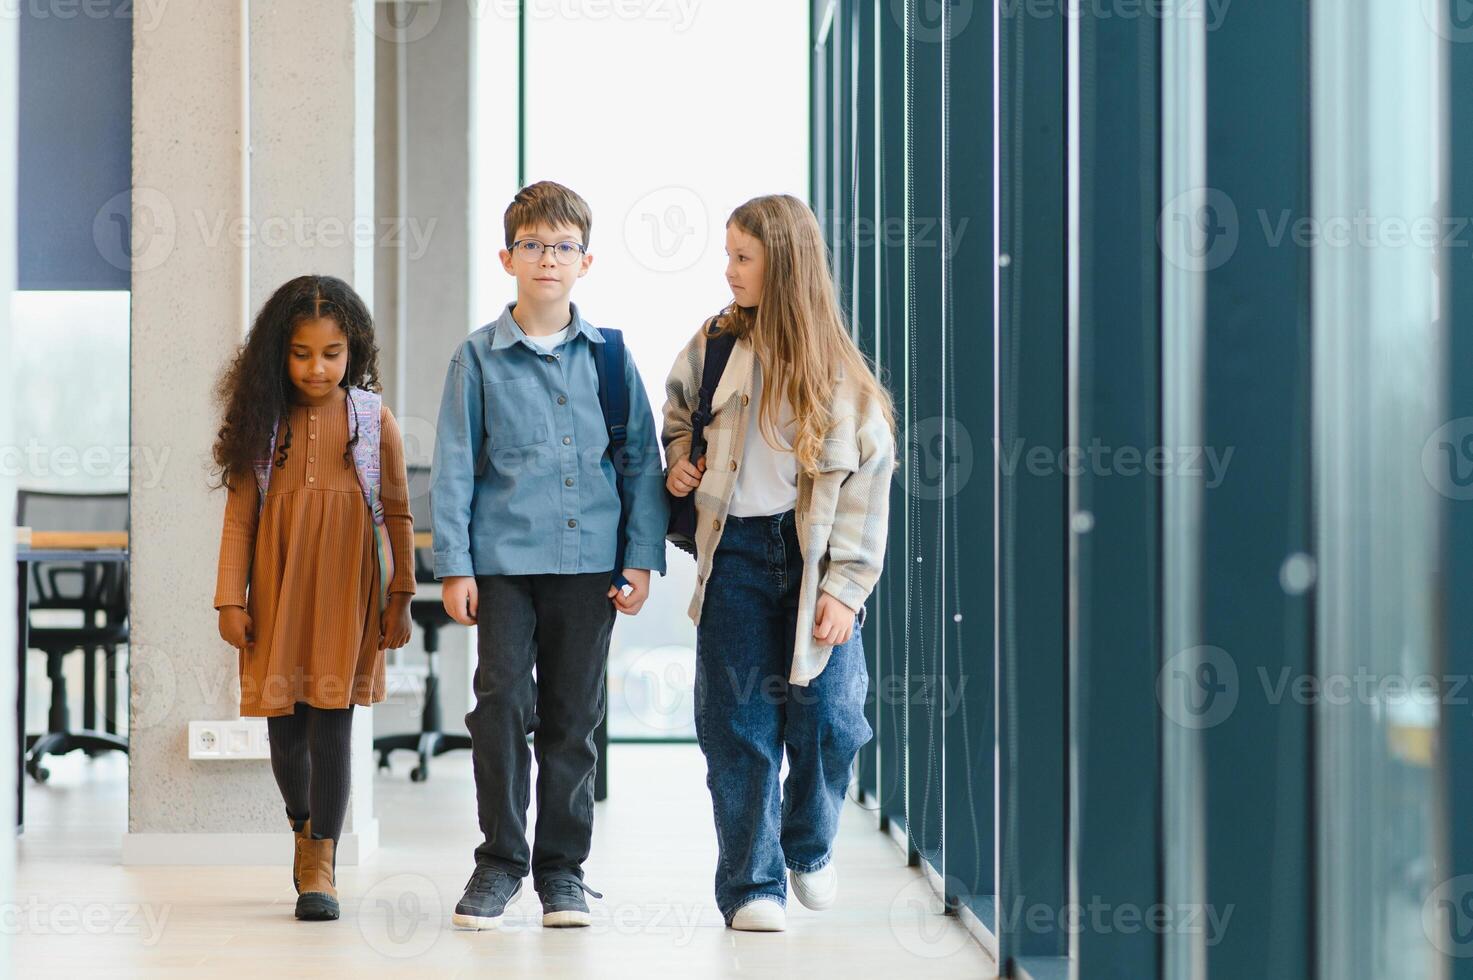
[694,509,873,922]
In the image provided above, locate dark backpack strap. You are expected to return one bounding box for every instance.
[689,316,737,462]
[594,328,631,590]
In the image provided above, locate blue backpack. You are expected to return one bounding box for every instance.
[592,327,631,592]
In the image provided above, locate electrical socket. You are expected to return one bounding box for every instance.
[190,724,221,758]
[188,719,270,760]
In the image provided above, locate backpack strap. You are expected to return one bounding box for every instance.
[593,328,631,591]
[346,387,393,612]
[248,387,393,611]
[253,420,280,515]
[690,315,737,463]
[345,387,385,523]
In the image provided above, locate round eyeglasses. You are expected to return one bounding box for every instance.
[510,239,587,265]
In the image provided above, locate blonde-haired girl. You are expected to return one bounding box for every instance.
[662,193,897,932]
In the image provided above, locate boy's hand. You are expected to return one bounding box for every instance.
[812,593,857,646]
[442,576,479,625]
[380,594,414,651]
[666,456,706,497]
[218,605,253,651]
[608,568,651,615]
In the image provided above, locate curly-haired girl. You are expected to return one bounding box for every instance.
[211,274,415,922]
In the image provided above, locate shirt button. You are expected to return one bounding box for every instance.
[557,395,567,405]
[562,436,572,445]
[310,414,317,421]
[309,433,316,440]
[712,519,720,531]
[544,354,556,363]
[741,395,749,406]
[565,478,574,487]
[308,477,316,483]
[308,457,315,463]
[730,460,737,471]
[568,519,577,528]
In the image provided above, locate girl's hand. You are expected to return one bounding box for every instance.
[812,594,857,647]
[219,606,253,650]
[667,456,707,497]
[607,568,651,615]
[380,594,413,651]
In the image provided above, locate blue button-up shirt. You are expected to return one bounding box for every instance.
[431,302,669,579]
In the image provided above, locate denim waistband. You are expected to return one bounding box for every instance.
[724,509,797,528]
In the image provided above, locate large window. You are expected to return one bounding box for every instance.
[9,291,129,495]
[508,0,810,739]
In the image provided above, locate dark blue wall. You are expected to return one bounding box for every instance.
[19,0,133,290]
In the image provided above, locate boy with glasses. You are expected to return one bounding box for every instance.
[431,181,669,929]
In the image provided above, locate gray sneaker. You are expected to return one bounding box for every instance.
[535,873,603,928]
[452,866,523,930]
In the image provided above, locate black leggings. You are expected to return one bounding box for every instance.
[266,702,355,842]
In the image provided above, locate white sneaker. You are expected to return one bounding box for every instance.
[790,862,838,911]
[730,897,786,932]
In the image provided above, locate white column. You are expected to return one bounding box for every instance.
[125,0,378,865]
[372,0,483,747]
[374,6,409,414]
[0,0,19,951]
[402,0,474,433]
[248,0,376,310]
[126,2,275,861]
[247,0,378,853]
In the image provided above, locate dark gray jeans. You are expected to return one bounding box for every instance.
[467,571,616,883]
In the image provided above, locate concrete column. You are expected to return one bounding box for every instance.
[374,7,409,415]
[126,2,267,861]
[247,0,378,856]
[126,0,378,864]
[0,1,19,951]
[249,1,376,310]
[401,0,474,433]
[372,0,481,747]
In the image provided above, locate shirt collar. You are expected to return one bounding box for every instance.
[489,301,605,351]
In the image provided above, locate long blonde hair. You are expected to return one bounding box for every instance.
[719,194,896,477]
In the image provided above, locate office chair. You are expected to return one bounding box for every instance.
[17,490,130,781]
[374,466,472,781]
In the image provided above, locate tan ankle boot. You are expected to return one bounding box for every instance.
[295,836,339,921]
[290,817,312,894]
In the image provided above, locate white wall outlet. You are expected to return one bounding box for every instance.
[189,723,222,758]
[189,718,270,760]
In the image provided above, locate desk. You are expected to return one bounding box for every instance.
[13,533,128,833]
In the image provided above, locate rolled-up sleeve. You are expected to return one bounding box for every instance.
[430,350,484,579]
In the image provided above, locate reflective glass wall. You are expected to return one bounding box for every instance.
[814,1,1461,978]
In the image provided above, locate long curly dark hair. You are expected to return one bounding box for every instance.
[212,275,381,490]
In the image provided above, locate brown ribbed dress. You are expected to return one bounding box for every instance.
[213,391,416,717]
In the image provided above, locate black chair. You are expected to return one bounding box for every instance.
[375,466,472,781]
[17,491,130,782]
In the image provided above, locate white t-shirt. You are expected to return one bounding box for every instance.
[728,360,800,518]
[523,324,573,352]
